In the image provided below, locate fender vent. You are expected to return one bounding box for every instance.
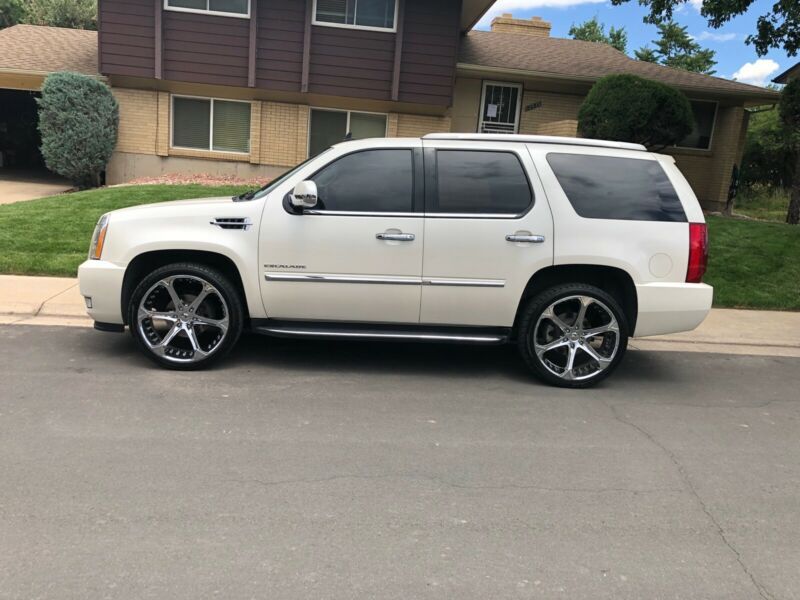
[210,217,252,230]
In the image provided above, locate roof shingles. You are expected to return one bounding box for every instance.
[459,30,778,100]
[0,24,97,76]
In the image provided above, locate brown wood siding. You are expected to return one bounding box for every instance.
[308,26,395,100]
[162,10,250,87]
[98,0,460,107]
[399,0,460,106]
[99,0,156,78]
[256,0,305,92]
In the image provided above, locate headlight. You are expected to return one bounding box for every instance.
[89,214,109,260]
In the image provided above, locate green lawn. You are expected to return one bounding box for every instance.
[0,185,798,310]
[705,216,799,310]
[0,185,249,276]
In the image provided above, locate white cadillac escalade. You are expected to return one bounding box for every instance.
[78,134,712,388]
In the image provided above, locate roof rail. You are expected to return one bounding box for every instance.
[422,133,647,152]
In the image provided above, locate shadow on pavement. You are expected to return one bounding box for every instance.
[81,326,679,387]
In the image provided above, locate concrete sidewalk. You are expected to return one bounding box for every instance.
[1,274,799,356]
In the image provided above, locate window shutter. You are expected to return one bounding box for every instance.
[173,97,211,150]
[212,101,251,153]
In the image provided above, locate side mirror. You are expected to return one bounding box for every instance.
[290,180,318,209]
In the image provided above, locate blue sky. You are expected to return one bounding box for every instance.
[474,0,793,86]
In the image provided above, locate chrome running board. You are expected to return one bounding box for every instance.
[252,320,510,345]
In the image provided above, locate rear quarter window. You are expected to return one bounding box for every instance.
[546,153,687,222]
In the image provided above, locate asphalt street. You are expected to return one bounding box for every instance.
[1,324,798,599]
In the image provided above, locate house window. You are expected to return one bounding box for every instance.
[165,0,250,18]
[172,96,251,154]
[676,100,717,150]
[314,0,397,31]
[479,81,522,134]
[308,109,388,157]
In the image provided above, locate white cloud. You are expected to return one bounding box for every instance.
[476,0,606,28]
[693,31,738,42]
[731,59,780,86]
[688,0,703,11]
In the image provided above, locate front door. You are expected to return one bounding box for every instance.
[259,143,424,323]
[419,140,553,327]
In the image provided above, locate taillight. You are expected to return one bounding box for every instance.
[686,222,708,283]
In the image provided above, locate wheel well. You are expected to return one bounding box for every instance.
[514,265,638,334]
[120,250,249,325]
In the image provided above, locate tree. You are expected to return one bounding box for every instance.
[24,0,97,30]
[0,0,25,28]
[569,17,628,53]
[610,0,799,57]
[636,21,717,74]
[38,72,118,188]
[634,47,659,63]
[779,78,800,224]
[740,107,795,189]
[578,74,694,150]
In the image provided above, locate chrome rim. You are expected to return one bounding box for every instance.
[532,295,620,381]
[137,275,229,363]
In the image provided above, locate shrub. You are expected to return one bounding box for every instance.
[578,74,693,150]
[0,0,25,28]
[24,0,97,30]
[37,72,118,188]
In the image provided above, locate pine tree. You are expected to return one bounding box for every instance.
[569,17,628,53]
[635,21,717,74]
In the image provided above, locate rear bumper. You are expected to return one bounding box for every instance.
[78,260,126,325]
[633,282,713,337]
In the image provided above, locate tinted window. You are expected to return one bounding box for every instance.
[434,151,532,214]
[546,153,686,222]
[311,149,413,212]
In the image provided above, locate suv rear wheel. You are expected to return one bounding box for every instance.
[517,284,629,388]
[127,262,244,370]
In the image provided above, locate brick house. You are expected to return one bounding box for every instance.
[0,3,779,210]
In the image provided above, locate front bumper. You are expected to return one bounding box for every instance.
[78,260,126,325]
[634,282,713,338]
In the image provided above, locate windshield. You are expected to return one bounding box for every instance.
[250,149,332,201]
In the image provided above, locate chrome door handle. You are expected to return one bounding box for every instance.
[506,234,545,243]
[376,232,415,242]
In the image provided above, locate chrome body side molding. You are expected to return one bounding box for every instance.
[251,320,511,345]
[264,273,506,288]
[264,273,420,285]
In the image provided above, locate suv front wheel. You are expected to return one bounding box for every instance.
[517,284,629,388]
[128,262,244,370]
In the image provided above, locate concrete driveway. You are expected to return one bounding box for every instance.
[1,324,798,599]
[0,168,72,204]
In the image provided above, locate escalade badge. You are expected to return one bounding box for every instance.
[265,264,306,269]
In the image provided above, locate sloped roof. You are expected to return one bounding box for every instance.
[773,62,799,84]
[0,24,98,75]
[459,30,779,102]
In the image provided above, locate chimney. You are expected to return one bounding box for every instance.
[490,14,552,37]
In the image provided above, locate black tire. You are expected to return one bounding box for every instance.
[127,262,244,370]
[517,283,629,388]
